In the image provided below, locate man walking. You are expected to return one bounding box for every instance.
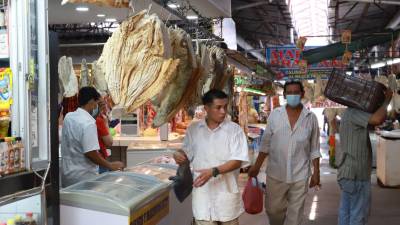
[337,89,392,225]
[174,89,249,225]
[248,80,321,225]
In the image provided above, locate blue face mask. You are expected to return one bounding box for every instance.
[91,104,99,118]
[286,95,301,107]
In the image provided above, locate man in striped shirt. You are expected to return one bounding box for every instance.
[248,80,321,225]
[337,89,393,225]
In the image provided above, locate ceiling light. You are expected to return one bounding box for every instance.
[75,6,89,12]
[387,58,400,65]
[186,15,198,20]
[105,18,117,23]
[167,3,179,9]
[370,62,385,69]
[97,14,106,17]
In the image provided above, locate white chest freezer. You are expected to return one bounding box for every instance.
[125,162,193,225]
[60,172,170,225]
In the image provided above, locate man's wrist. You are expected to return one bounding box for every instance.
[212,167,220,177]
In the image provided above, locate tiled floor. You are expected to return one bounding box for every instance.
[239,136,400,225]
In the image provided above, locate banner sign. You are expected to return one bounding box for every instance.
[266,45,345,80]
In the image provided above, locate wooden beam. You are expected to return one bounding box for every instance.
[341,2,359,19]
[353,3,370,32]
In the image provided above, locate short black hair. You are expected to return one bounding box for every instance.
[202,89,228,105]
[283,80,304,93]
[78,86,100,106]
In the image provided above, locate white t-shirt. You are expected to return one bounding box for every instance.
[183,119,249,222]
[61,108,100,187]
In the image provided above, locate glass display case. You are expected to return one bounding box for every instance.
[60,172,170,225]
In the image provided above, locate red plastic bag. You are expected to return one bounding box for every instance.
[242,177,263,214]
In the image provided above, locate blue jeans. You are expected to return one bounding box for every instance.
[338,179,371,225]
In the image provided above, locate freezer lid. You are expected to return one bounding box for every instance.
[125,163,178,183]
[60,172,169,216]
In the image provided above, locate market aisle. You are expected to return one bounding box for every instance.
[239,136,400,225]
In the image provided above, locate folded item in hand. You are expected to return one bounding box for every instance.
[169,162,193,202]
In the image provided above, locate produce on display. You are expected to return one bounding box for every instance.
[97,10,179,113]
[152,27,197,128]
[79,58,89,89]
[61,0,129,8]
[238,91,248,134]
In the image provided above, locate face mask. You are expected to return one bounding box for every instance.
[91,104,99,118]
[286,95,301,107]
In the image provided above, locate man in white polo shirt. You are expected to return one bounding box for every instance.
[61,87,123,187]
[174,89,249,225]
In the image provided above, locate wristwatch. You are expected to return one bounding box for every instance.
[212,167,220,177]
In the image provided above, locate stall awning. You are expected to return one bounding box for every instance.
[303,29,400,64]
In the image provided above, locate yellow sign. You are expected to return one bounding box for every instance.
[130,191,169,225]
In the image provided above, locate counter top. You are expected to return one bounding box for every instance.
[113,134,184,147]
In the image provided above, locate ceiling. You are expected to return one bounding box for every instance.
[48,0,231,24]
[232,0,294,48]
[328,0,400,38]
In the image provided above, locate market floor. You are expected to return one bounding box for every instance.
[238,136,400,225]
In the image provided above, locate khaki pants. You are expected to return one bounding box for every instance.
[195,218,239,225]
[265,176,308,225]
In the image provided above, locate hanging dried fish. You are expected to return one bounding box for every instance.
[92,60,108,96]
[58,56,78,98]
[152,27,197,127]
[79,58,89,89]
[97,10,179,112]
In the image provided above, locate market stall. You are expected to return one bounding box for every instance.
[0,0,55,224]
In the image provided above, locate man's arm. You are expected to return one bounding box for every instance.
[85,151,123,171]
[248,152,268,177]
[193,160,244,188]
[369,89,393,126]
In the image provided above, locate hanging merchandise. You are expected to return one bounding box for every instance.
[92,60,108,96]
[302,80,314,103]
[298,59,308,74]
[238,92,248,134]
[314,76,327,102]
[375,75,389,87]
[388,73,397,91]
[79,58,89,89]
[61,0,129,8]
[296,36,307,52]
[342,51,352,65]
[98,10,179,113]
[58,56,79,116]
[0,68,12,137]
[151,27,197,128]
[190,45,212,106]
[341,30,352,44]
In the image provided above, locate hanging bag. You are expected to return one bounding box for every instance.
[242,177,263,214]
